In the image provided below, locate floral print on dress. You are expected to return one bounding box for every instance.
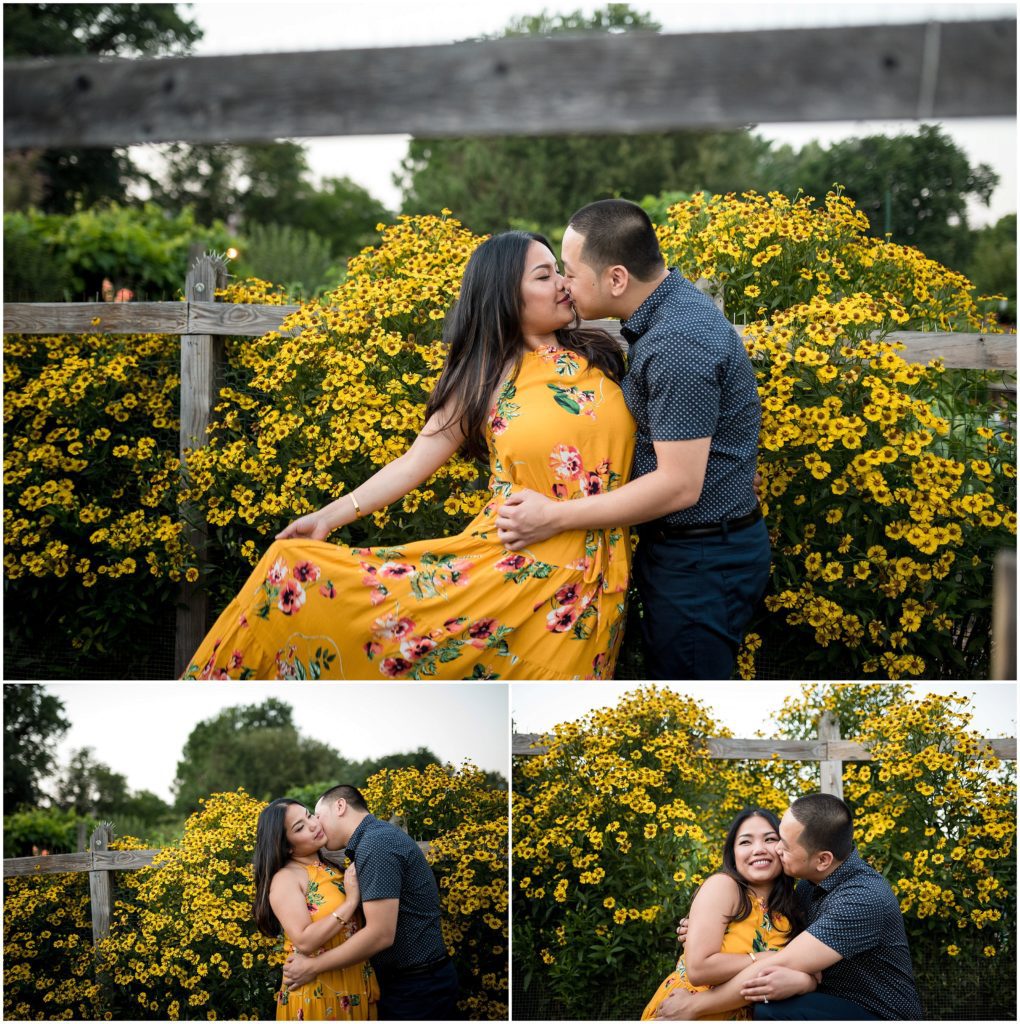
[184,345,637,680]
[274,862,378,1021]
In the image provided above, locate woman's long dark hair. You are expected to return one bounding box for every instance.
[253,798,305,938]
[719,807,803,937]
[424,230,626,461]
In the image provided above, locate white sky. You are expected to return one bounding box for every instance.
[512,681,1018,739]
[158,0,1019,223]
[32,682,509,802]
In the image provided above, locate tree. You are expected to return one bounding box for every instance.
[150,141,390,271]
[3,686,69,808]
[396,4,770,236]
[172,698,351,812]
[967,213,1017,325]
[3,4,203,213]
[56,746,130,817]
[793,124,999,270]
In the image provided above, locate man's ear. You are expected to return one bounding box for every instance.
[814,850,835,874]
[605,264,629,297]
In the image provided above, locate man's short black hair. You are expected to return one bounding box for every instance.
[790,793,854,861]
[318,784,369,811]
[567,198,664,281]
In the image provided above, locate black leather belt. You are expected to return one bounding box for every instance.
[642,506,763,541]
[379,954,450,978]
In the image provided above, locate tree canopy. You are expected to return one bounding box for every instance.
[3,686,70,808]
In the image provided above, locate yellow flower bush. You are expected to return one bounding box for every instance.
[658,190,1015,679]
[3,770,508,1020]
[513,684,1016,1019]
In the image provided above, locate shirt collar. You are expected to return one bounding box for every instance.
[811,847,863,895]
[345,813,376,860]
[619,269,680,343]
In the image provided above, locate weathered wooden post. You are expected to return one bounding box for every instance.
[817,711,844,801]
[991,549,1016,681]
[88,824,113,944]
[175,253,229,676]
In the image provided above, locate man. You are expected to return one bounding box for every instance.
[282,784,460,1021]
[495,198,769,679]
[659,794,923,1020]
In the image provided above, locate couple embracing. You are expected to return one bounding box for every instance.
[186,199,768,681]
[253,784,459,1021]
[644,794,923,1021]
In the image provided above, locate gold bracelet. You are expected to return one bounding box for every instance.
[349,492,362,518]
[748,951,757,962]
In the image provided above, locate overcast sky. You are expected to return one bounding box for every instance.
[158,0,1019,222]
[32,682,509,802]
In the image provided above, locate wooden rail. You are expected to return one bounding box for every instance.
[4,301,1015,371]
[512,733,1017,761]
[4,20,1014,149]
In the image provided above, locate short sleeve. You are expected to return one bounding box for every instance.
[643,334,720,441]
[356,842,404,901]
[806,879,884,959]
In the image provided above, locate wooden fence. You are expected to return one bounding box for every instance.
[512,710,1018,802]
[2,821,430,945]
[4,20,1014,146]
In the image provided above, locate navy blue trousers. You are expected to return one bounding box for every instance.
[752,992,880,1019]
[376,958,461,1020]
[633,517,771,679]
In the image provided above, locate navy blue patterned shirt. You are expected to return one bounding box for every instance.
[345,814,446,970]
[620,270,761,526]
[798,849,923,1019]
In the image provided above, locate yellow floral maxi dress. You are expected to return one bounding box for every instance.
[184,344,636,680]
[277,861,379,1021]
[641,900,791,1022]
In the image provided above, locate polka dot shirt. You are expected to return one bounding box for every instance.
[620,270,761,526]
[345,814,446,970]
[799,849,924,1019]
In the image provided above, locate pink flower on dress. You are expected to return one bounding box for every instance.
[400,635,437,661]
[320,581,336,598]
[359,561,377,575]
[580,471,604,496]
[364,641,383,660]
[239,613,249,629]
[467,618,498,646]
[369,586,387,606]
[373,614,416,639]
[292,560,320,583]
[546,604,580,633]
[495,553,530,572]
[277,578,306,615]
[379,561,416,578]
[555,582,582,606]
[552,482,568,499]
[380,656,413,678]
[444,617,468,634]
[266,557,288,585]
[229,650,244,669]
[550,444,584,479]
[491,415,509,435]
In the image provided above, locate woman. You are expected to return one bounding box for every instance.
[642,808,812,1021]
[183,231,636,680]
[253,798,379,1021]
